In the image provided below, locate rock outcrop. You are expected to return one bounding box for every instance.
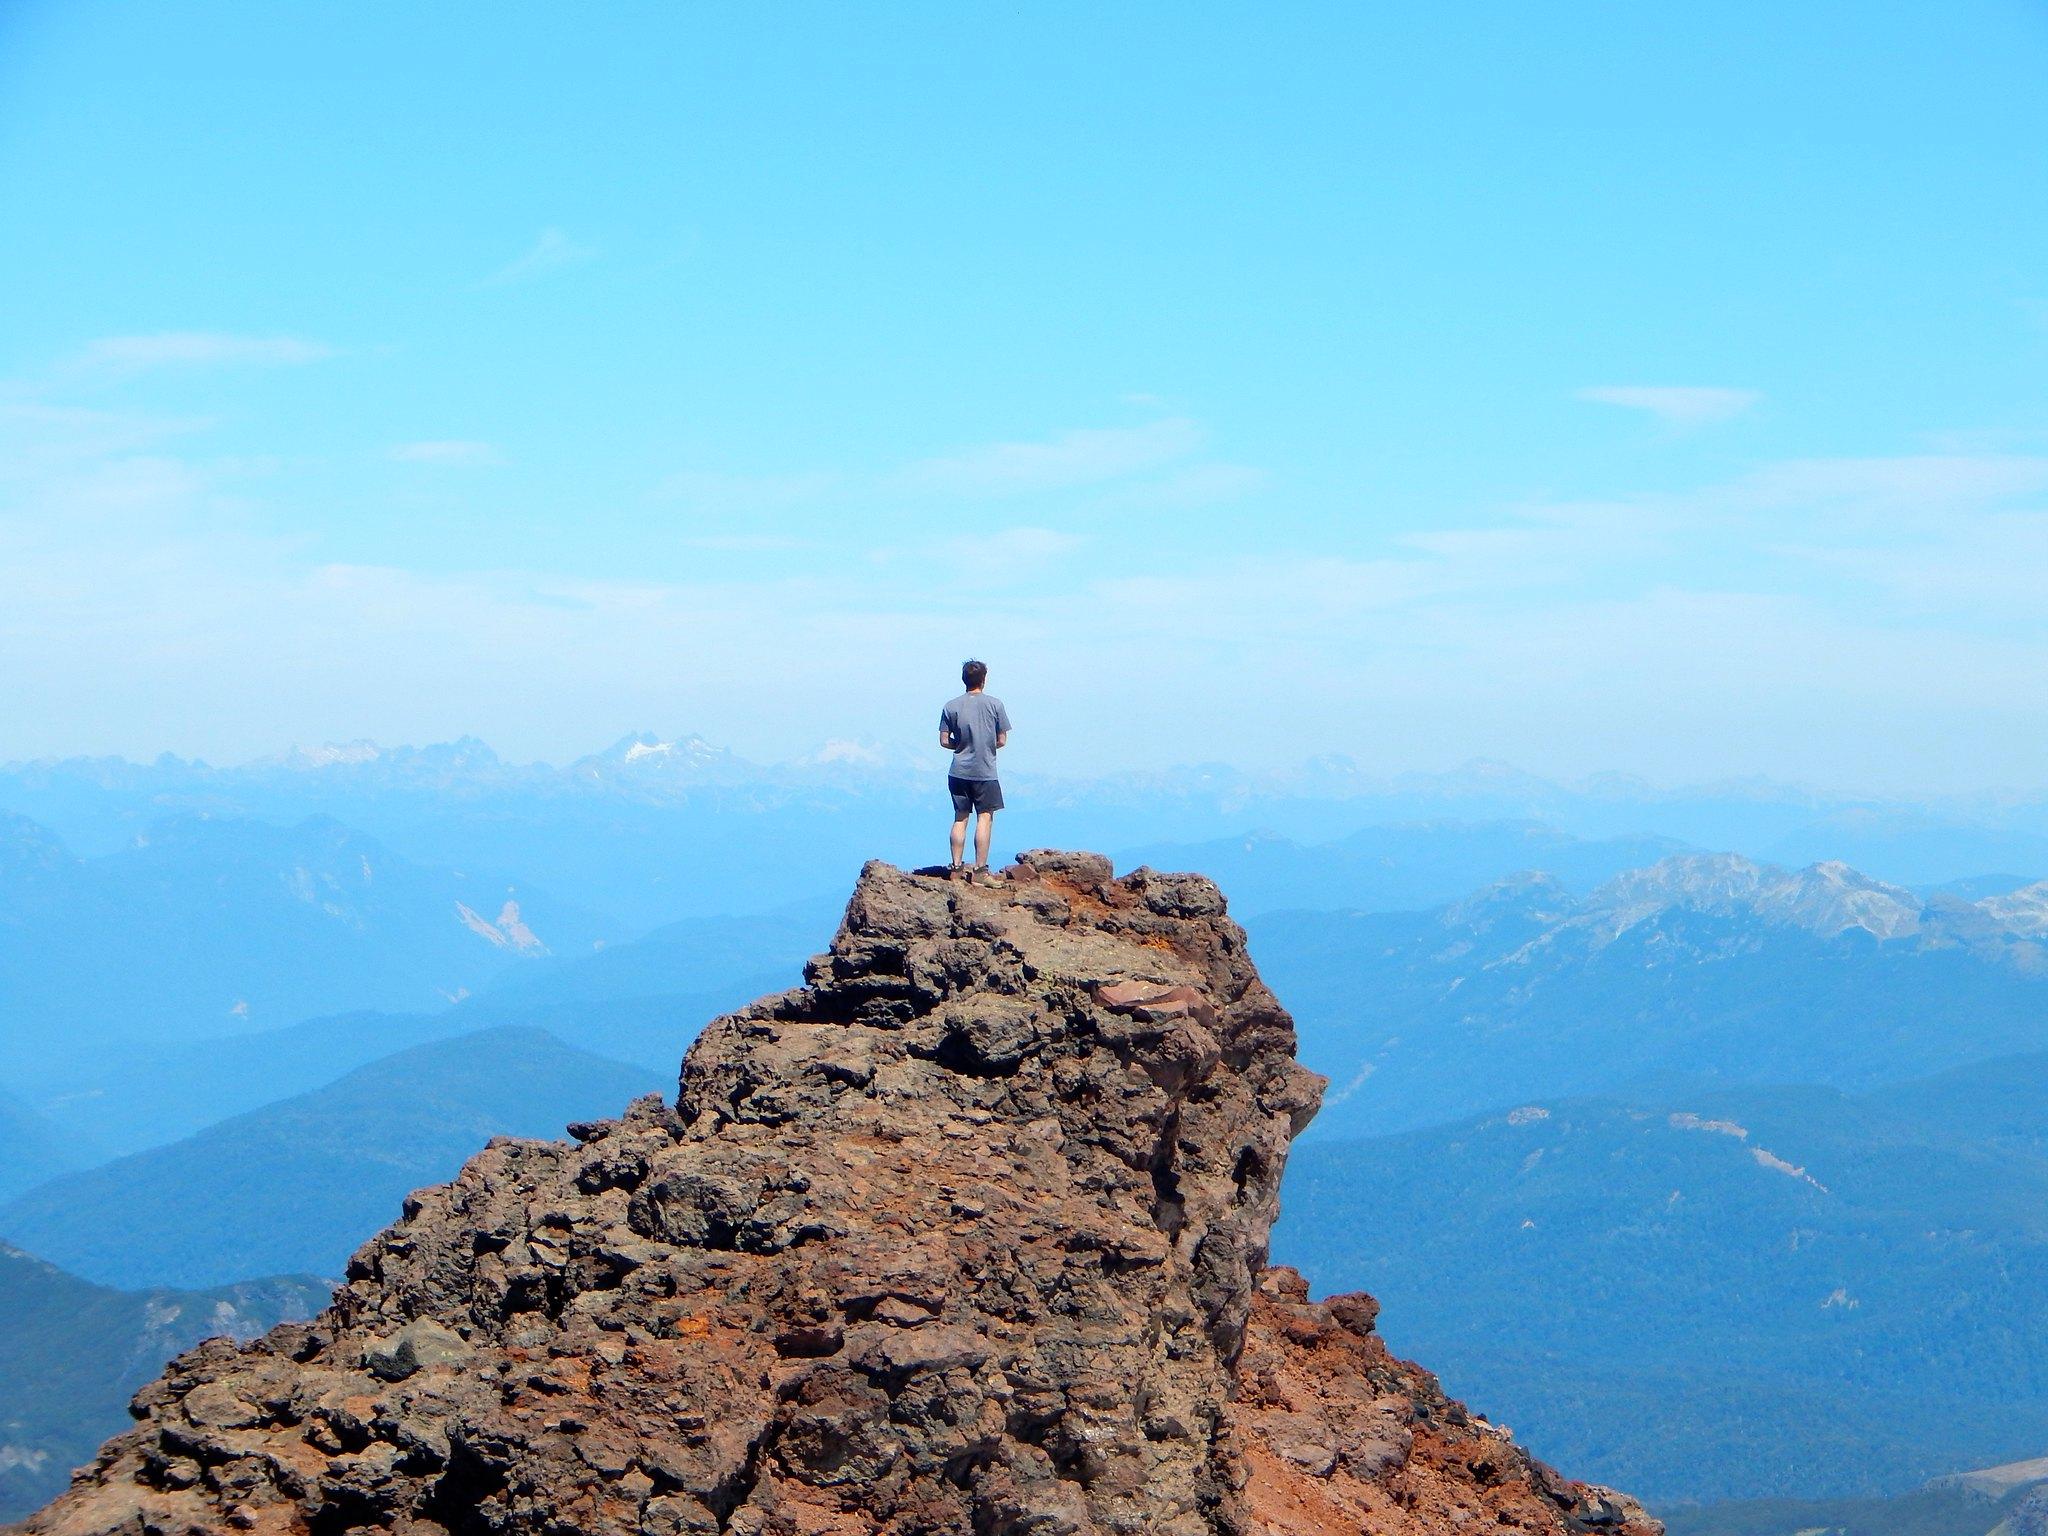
[16,852,1657,1536]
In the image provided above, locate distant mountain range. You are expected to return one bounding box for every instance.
[1274,1054,2048,1503]
[1122,822,1689,915]
[476,900,836,1013]
[10,735,2048,929]
[0,1092,81,1202]
[0,736,945,927]
[0,1027,660,1288]
[1249,852,2048,1139]
[0,810,605,1085]
[0,1241,325,1519]
[1666,1468,2048,1536]
[13,900,832,1160]
[1671,1482,2048,1536]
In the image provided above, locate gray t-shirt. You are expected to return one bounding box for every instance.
[941,692,1011,781]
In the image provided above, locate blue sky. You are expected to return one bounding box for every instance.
[2,2,2045,790]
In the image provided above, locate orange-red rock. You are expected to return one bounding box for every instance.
[15,852,1655,1536]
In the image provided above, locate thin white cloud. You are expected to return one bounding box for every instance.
[945,526,1084,565]
[658,469,839,512]
[660,420,1252,515]
[0,401,212,481]
[0,486,2037,792]
[390,439,503,466]
[14,387,2048,793]
[1577,386,1760,427]
[681,533,808,553]
[896,418,1201,496]
[1091,461,1268,512]
[75,332,334,375]
[1918,425,2048,455]
[1734,454,2048,513]
[866,525,1084,571]
[486,228,598,285]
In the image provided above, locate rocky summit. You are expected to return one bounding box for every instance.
[17,851,1657,1536]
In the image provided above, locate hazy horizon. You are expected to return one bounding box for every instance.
[5,3,2045,792]
[8,723,2048,810]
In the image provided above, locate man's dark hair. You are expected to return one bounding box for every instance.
[962,658,988,689]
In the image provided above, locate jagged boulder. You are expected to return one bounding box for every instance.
[16,852,1656,1536]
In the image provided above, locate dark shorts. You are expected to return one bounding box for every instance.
[948,775,1004,816]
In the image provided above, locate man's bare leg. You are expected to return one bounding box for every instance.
[950,816,969,868]
[974,811,994,871]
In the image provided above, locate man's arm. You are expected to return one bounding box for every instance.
[995,700,1011,750]
[939,729,956,749]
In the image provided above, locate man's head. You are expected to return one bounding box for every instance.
[962,658,988,691]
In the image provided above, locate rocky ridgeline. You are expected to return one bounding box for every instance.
[17,851,1657,1536]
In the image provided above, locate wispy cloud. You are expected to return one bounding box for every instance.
[74,332,334,376]
[1918,424,2048,455]
[658,469,839,512]
[390,439,502,466]
[1735,454,2048,515]
[1091,461,1268,512]
[0,401,212,480]
[681,533,808,553]
[19,371,2048,793]
[896,418,1201,496]
[865,524,1085,572]
[1577,385,1760,427]
[942,526,1084,565]
[662,422,1252,514]
[485,227,598,286]
[2,435,2045,795]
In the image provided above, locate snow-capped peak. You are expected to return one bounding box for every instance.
[1586,853,1922,941]
[811,738,885,766]
[276,740,384,769]
[1977,880,2048,936]
[578,732,741,780]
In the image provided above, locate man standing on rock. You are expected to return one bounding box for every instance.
[941,658,1010,880]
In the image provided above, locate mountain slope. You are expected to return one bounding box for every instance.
[475,900,835,1010]
[1763,808,2048,890]
[30,996,749,1161]
[0,1242,326,1519]
[1124,820,1689,916]
[0,811,609,1084]
[0,1091,83,1202]
[0,1028,661,1288]
[27,900,831,1159]
[1249,853,2048,1138]
[1870,1051,2048,1158]
[1273,1067,2048,1501]
[1665,1478,2046,1536]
